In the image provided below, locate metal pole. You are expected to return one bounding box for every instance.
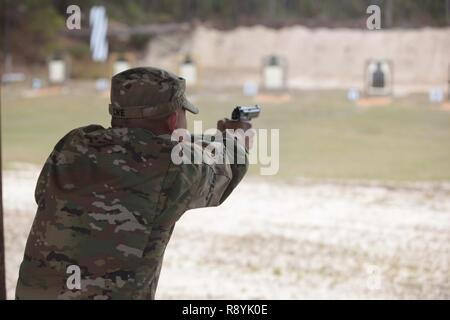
[0,0,8,300]
[446,0,450,26]
[0,87,6,300]
[385,0,393,28]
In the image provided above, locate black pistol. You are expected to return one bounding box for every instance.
[231,105,261,121]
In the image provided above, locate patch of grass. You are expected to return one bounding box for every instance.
[2,85,450,182]
[272,267,282,276]
[191,90,450,182]
[2,86,110,166]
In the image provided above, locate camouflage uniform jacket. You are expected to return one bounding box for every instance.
[16,124,248,299]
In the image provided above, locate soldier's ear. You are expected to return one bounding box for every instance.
[167,112,178,132]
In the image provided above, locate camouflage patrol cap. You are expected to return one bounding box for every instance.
[109,67,199,119]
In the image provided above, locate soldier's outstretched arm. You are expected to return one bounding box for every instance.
[186,120,252,209]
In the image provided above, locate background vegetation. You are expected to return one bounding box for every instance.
[1,0,449,65]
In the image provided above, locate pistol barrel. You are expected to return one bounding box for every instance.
[231,105,261,121]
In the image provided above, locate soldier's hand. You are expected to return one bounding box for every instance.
[217,118,254,150]
[217,118,252,132]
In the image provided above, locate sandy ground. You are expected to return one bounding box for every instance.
[3,167,450,299]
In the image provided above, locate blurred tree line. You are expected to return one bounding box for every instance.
[49,0,448,27]
[1,0,448,66]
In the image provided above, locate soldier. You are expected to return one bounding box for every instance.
[15,67,251,299]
